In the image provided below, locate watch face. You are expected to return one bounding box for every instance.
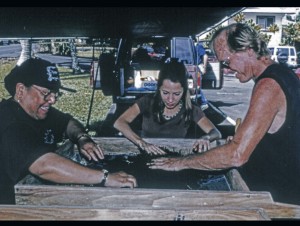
[103,170,109,178]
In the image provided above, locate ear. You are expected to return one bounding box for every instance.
[15,83,26,99]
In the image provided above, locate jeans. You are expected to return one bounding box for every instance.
[195,88,208,106]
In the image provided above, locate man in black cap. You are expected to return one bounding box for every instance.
[0,58,137,204]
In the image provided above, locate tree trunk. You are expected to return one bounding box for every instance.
[69,39,81,74]
[17,39,32,66]
[51,39,56,55]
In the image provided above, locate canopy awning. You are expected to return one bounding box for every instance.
[0,7,244,39]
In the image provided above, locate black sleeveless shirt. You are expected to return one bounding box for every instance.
[238,64,300,205]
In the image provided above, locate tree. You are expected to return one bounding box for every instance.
[17,39,32,66]
[282,22,300,46]
[69,39,81,74]
[233,13,245,23]
[203,25,223,46]
[268,24,280,34]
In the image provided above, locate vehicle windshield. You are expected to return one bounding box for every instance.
[131,38,169,64]
[276,48,289,56]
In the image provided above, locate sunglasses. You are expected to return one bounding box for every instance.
[31,85,62,101]
[220,56,231,69]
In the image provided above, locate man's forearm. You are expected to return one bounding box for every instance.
[65,118,87,144]
[29,152,103,184]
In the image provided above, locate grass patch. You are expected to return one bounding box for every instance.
[0,60,112,134]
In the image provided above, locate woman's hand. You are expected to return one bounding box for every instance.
[192,136,211,153]
[137,140,166,156]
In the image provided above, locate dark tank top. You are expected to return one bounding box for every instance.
[238,63,300,205]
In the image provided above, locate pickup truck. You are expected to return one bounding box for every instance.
[90,35,224,137]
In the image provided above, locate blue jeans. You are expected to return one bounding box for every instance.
[194,88,208,106]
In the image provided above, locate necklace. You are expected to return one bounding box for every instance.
[162,101,183,120]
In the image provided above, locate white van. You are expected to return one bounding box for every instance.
[268,46,298,69]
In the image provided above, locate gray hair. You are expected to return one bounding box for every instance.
[210,23,270,59]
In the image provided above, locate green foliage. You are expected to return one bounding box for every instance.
[203,25,223,44]
[0,59,17,99]
[244,19,262,31]
[233,13,245,23]
[282,22,300,46]
[268,24,280,33]
[55,73,112,127]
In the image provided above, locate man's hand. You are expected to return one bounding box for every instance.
[104,171,137,188]
[147,157,185,171]
[77,137,104,161]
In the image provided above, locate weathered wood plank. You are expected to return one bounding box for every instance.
[0,205,270,220]
[56,138,228,167]
[14,184,300,219]
[226,169,250,191]
[15,185,273,208]
[252,202,300,220]
[72,137,227,156]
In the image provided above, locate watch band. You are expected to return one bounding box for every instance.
[76,133,91,143]
[98,169,109,187]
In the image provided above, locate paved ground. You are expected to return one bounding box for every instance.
[203,74,254,127]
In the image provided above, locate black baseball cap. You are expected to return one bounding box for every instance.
[4,58,76,96]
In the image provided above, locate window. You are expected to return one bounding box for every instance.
[257,16,275,30]
[290,47,296,56]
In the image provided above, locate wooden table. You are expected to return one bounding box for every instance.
[5,138,300,220]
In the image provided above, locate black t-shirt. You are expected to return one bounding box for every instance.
[0,98,72,204]
[136,95,205,138]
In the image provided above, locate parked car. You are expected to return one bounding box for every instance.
[297,51,300,67]
[0,39,10,45]
[268,46,298,69]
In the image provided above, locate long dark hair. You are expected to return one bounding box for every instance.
[152,60,193,124]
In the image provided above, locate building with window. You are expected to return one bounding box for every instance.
[197,7,300,48]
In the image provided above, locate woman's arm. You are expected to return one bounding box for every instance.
[114,104,166,155]
[192,116,222,152]
[197,116,222,141]
[113,103,143,146]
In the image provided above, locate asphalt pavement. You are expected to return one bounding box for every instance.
[35,53,93,72]
[0,44,21,58]
[0,44,93,72]
[203,74,254,127]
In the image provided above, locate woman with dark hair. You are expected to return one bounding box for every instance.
[114,60,221,155]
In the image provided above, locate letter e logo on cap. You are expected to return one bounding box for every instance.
[46,66,60,82]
